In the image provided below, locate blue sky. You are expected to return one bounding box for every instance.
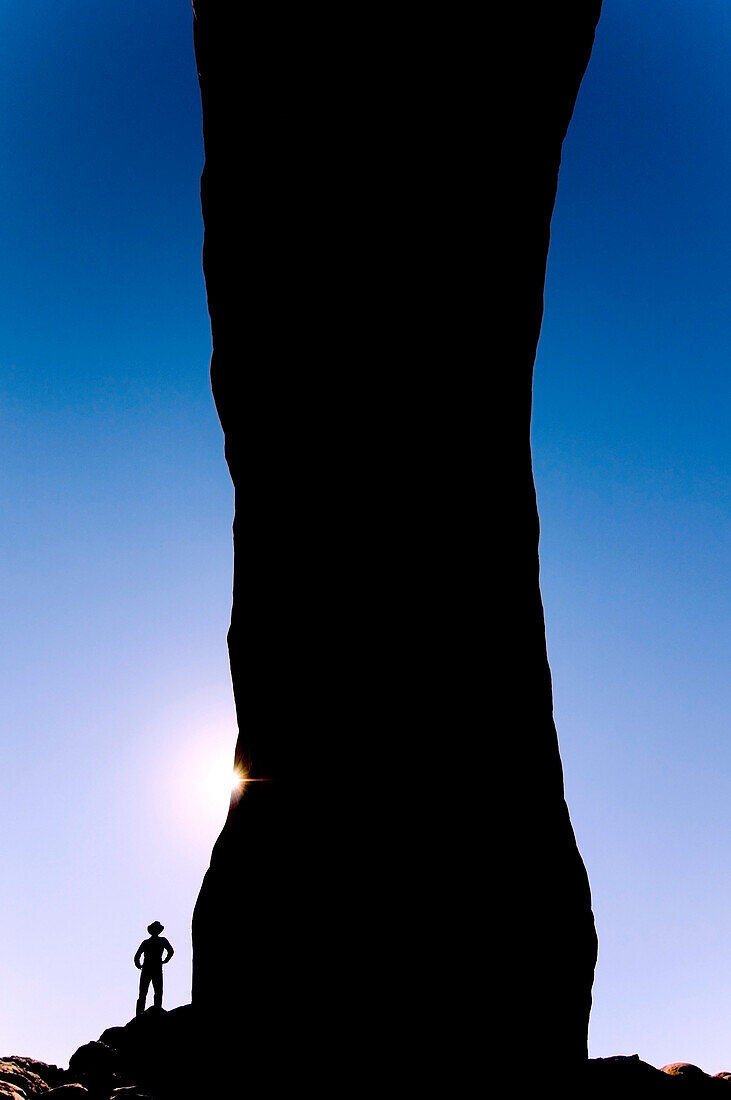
[0,1,235,1063]
[534,0,731,1072]
[0,0,729,1075]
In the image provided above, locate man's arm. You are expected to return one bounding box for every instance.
[134,943,144,969]
[161,938,174,964]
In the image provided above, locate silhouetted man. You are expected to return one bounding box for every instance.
[134,921,174,1015]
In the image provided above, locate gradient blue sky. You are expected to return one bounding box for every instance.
[0,0,729,1075]
[1,1,234,1064]
[534,0,731,1073]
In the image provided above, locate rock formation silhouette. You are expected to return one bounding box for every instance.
[190,3,602,1091]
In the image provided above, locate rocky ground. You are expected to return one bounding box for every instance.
[0,1006,199,1099]
[6,1031,731,1097]
[585,1055,731,1095]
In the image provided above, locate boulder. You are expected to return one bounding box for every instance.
[0,1083,29,1100]
[95,1030,127,1054]
[0,1062,65,1092]
[661,1062,708,1079]
[0,1060,49,1095]
[66,1043,127,1098]
[67,1044,119,1080]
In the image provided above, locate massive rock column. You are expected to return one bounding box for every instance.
[191,3,601,1087]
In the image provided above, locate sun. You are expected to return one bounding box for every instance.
[231,765,247,798]
[195,747,245,815]
[165,722,247,848]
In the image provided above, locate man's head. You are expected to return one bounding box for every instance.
[147,921,164,936]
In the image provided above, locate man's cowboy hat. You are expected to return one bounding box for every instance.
[147,921,164,935]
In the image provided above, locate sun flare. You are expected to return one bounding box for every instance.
[196,747,246,813]
[169,733,251,846]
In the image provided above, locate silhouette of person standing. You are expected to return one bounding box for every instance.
[134,921,174,1015]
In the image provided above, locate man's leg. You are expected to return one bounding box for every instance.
[137,970,151,1016]
[152,968,163,1009]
